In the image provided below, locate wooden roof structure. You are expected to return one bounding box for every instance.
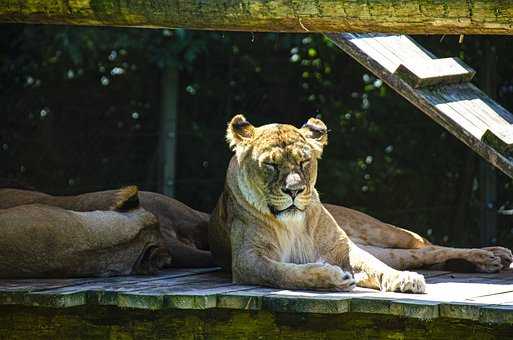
[326,33,513,179]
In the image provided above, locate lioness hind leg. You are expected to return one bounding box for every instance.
[324,204,431,249]
[359,245,508,273]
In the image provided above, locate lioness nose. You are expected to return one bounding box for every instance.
[283,173,304,198]
[282,187,305,199]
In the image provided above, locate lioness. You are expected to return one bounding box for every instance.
[209,115,430,293]
[0,186,171,278]
[209,115,511,293]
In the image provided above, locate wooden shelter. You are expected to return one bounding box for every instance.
[2,0,513,338]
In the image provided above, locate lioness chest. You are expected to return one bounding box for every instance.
[275,213,319,264]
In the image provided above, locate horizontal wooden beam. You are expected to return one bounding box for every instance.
[2,1,513,34]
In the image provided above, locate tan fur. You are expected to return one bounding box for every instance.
[0,188,214,268]
[208,115,426,293]
[0,187,171,278]
[324,204,512,272]
[112,185,139,210]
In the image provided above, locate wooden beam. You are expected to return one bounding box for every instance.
[393,58,475,89]
[2,1,513,34]
[326,33,513,179]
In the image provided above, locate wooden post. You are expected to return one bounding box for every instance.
[479,40,497,246]
[159,66,178,197]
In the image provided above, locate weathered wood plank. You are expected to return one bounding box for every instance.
[22,272,253,310]
[0,268,221,308]
[2,268,513,323]
[326,33,513,179]
[440,302,483,321]
[467,291,513,305]
[394,58,475,88]
[480,304,513,324]
[2,1,513,34]
[117,282,255,310]
[217,287,277,310]
[0,267,220,292]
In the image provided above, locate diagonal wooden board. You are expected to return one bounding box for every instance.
[325,33,513,178]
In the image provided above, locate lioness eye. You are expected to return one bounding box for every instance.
[301,160,310,169]
[263,162,278,171]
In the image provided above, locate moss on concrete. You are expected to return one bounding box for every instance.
[0,305,512,339]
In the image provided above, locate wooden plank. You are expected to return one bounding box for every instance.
[217,287,277,310]
[218,271,513,321]
[0,278,97,293]
[28,272,254,310]
[0,267,220,292]
[480,304,513,324]
[117,282,255,310]
[326,33,513,179]
[2,268,513,323]
[439,303,483,321]
[0,268,221,308]
[416,270,452,278]
[261,290,352,314]
[390,300,440,320]
[3,1,513,34]
[394,58,475,88]
[467,291,513,305]
[0,291,87,308]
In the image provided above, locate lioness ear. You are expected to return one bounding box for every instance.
[112,185,140,211]
[301,117,328,147]
[226,114,255,150]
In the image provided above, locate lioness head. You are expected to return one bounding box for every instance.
[226,114,328,217]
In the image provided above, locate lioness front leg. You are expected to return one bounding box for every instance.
[348,243,426,293]
[318,208,426,293]
[232,251,356,291]
[323,234,425,293]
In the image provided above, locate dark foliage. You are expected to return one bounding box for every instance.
[2,25,513,248]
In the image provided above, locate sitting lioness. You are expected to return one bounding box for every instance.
[209,115,428,293]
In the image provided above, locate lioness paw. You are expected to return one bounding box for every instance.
[305,263,356,291]
[468,249,502,273]
[481,247,513,270]
[382,271,425,293]
[328,266,356,292]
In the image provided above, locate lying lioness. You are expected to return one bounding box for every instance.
[0,187,171,278]
[208,115,513,293]
[0,187,212,269]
